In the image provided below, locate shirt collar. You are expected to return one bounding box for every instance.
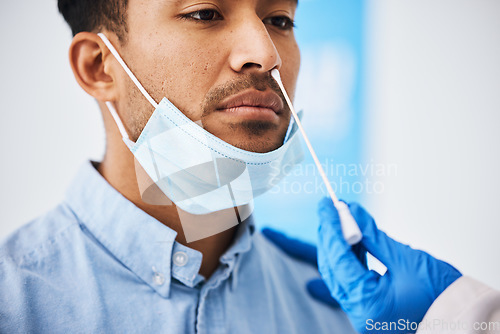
[64,161,255,298]
[220,214,255,291]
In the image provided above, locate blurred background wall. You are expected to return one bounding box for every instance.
[363,0,500,291]
[1,0,499,289]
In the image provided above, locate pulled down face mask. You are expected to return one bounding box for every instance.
[97,33,303,229]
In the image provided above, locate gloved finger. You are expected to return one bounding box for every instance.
[351,242,368,268]
[348,202,406,270]
[318,198,370,292]
[318,236,381,303]
[306,278,340,308]
[261,227,317,265]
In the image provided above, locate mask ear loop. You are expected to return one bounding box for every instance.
[98,32,160,146]
[97,33,159,109]
[105,101,135,147]
[98,33,175,206]
[98,33,160,149]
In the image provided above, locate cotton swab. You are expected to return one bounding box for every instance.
[271,69,363,245]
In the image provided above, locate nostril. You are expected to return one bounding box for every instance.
[242,62,262,70]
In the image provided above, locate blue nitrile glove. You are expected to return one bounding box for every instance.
[317,197,462,333]
[262,198,462,334]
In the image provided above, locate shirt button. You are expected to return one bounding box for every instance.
[173,251,188,267]
[153,271,165,286]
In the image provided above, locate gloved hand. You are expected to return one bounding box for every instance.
[262,198,462,334]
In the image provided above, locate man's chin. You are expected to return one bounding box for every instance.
[229,138,283,153]
[204,121,286,153]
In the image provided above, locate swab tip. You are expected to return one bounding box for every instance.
[271,69,281,82]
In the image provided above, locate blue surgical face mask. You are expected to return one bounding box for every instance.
[97,33,303,218]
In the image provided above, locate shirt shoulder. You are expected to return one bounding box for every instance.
[0,202,96,332]
[0,202,80,267]
[252,231,320,281]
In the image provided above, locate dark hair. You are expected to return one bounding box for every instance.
[58,0,129,42]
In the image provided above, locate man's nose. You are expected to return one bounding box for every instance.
[228,17,282,74]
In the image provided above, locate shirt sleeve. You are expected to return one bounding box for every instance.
[416,276,500,334]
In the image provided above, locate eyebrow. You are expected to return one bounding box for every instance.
[171,0,298,8]
[172,0,298,6]
[272,0,298,4]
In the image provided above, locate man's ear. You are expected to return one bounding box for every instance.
[69,32,118,101]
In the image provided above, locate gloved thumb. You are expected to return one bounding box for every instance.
[318,197,348,250]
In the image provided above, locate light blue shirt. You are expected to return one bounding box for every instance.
[0,161,356,333]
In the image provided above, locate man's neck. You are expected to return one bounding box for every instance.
[97,144,238,279]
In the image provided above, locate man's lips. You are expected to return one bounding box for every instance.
[215,89,285,122]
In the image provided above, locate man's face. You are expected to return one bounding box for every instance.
[113,0,300,153]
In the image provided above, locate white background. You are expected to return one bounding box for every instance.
[1,0,499,290]
[364,0,500,290]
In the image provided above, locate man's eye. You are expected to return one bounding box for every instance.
[264,16,296,30]
[184,9,222,22]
